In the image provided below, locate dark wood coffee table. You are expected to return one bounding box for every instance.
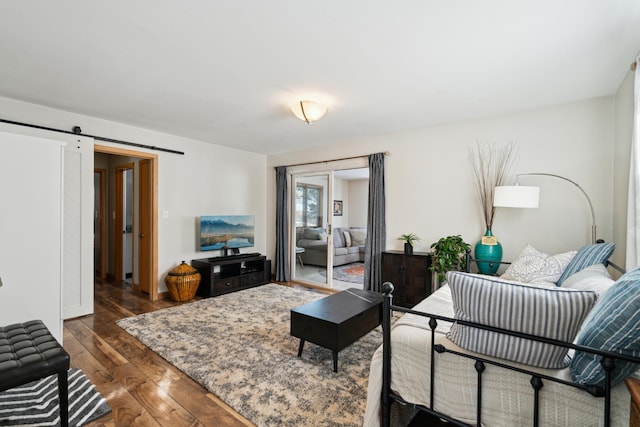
[290,288,383,372]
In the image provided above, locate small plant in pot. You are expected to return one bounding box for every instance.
[429,235,471,284]
[398,233,420,254]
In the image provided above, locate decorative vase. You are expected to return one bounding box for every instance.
[404,242,413,254]
[474,229,502,275]
[165,261,201,302]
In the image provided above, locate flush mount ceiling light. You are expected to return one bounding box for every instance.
[291,100,328,124]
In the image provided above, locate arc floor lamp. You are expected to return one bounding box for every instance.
[493,173,597,244]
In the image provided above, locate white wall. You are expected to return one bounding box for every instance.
[268,97,617,264]
[348,179,368,227]
[0,96,268,295]
[613,70,635,269]
[332,177,347,228]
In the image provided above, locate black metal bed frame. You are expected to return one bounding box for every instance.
[380,260,639,427]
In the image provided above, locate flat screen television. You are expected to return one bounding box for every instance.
[199,215,255,252]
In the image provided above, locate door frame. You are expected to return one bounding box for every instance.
[94,144,159,300]
[287,158,369,289]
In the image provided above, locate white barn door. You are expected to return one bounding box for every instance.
[0,131,65,342]
[0,123,94,322]
[63,138,94,318]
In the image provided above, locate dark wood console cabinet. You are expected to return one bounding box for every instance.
[381,251,433,308]
[191,253,271,298]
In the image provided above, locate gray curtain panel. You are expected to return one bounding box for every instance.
[364,153,386,292]
[275,166,290,282]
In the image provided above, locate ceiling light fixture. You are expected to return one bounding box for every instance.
[291,100,327,124]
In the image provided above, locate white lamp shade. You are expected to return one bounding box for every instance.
[291,100,327,123]
[493,186,540,208]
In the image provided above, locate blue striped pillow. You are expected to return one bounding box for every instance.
[556,242,615,286]
[447,272,598,368]
[570,266,640,386]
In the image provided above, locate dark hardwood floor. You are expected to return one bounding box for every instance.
[65,279,258,426]
[66,279,443,426]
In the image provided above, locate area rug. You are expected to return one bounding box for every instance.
[0,368,111,426]
[116,284,382,427]
[333,262,364,284]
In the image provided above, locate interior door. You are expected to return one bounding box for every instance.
[292,172,333,287]
[0,132,65,341]
[0,122,94,322]
[114,164,132,283]
[62,137,94,319]
[138,158,152,294]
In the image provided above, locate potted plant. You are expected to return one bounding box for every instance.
[429,235,471,284]
[468,141,517,274]
[398,233,420,254]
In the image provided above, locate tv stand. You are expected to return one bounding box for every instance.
[191,254,271,298]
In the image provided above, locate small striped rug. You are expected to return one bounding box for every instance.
[0,368,110,426]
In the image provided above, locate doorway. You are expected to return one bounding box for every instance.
[115,163,134,284]
[292,172,333,288]
[94,144,159,300]
[291,167,369,291]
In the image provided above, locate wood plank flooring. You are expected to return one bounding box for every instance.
[64,280,299,426]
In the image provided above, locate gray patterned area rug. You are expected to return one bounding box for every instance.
[116,284,382,427]
[0,368,111,426]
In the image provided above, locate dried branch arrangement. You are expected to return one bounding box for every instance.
[468,141,518,230]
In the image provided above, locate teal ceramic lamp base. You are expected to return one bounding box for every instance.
[475,230,502,274]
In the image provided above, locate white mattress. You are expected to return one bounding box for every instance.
[363,284,630,427]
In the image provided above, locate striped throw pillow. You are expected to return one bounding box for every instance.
[447,271,598,368]
[570,266,640,386]
[556,242,615,286]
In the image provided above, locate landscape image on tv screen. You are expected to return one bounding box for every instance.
[199,215,255,251]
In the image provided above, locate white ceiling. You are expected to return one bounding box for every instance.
[0,1,639,155]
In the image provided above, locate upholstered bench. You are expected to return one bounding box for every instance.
[0,320,70,427]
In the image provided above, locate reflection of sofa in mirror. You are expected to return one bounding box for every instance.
[296,226,367,267]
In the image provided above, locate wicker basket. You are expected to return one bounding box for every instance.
[165,261,201,302]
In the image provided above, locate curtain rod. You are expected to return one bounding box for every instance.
[0,117,185,155]
[275,151,390,169]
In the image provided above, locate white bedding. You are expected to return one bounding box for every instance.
[363,284,630,427]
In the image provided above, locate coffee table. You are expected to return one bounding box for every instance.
[290,288,383,372]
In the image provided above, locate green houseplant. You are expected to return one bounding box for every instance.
[398,233,420,254]
[429,235,471,284]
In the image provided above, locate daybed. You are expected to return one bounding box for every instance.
[296,226,366,267]
[364,242,640,427]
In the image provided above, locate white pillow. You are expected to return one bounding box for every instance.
[447,271,598,368]
[349,229,367,246]
[561,263,614,295]
[343,230,352,247]
[501,244,577,284]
